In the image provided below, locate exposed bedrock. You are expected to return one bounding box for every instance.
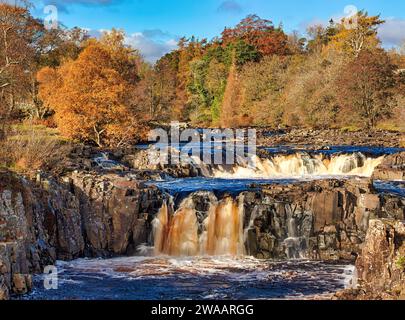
[167,179,404,260]
[241,180,404,260]
[0,170,163,299]
[0,168,404,299]
[372,152,405,180]
[336,219,405,300]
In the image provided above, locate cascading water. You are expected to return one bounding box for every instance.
[153,198,199,256]
[208,152,384,179]
[154,195,245,257]
[152,151,386,259]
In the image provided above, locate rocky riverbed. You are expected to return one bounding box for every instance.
[257,128,404,148]
[1,142,404,300]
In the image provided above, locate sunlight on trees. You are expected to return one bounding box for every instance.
[1,0,404,145]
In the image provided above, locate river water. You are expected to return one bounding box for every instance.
[20,257,355,300]
[17,145,405,300]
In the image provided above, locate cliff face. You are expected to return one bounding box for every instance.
[0,170,163,299]
[336,219,405,300]
[245,180,404,260]
[356,220,405,297]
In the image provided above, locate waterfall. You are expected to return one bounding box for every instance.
[153,194,245,257]
[211,152,384,179]
[153,198,199,256]
[201,196,245,256]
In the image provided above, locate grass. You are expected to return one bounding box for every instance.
[340,125,362,133]
[0,123,71,174]
[396,256,405,270]
[376,122,405,133]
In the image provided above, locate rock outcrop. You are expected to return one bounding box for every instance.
[1,149,404,299]
[241,180,404,260]
[336,219,405,300]
[373,152,405,180]
[161,179,404,261]
[0,170,163,299]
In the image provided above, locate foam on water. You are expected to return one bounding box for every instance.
[20,257,354,300]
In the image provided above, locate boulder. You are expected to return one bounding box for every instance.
[337,219,405,300]
[356,220,405,296]
[0,169,164,298]
[373,152,405,180]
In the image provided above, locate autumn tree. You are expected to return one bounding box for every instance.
[220,59,241,127]
[174,37,205,119]
[221,14,290,56]
[330,11,384,57]
[287,31,306,55]
[306,20,339,53]
[36,27,88,68]
[38,32,147,147]
[0,2,41,122]
[337,50,397,128]
[133,59,177,122]
[238,55,289,126]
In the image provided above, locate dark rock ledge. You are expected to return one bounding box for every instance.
[0,170,164,299]
[0,168,404,299]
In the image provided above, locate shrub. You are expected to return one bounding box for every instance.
[396,256,405,271]
[0,125,69,173]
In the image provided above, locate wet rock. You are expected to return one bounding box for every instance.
[241,179,404,260]
[12,273,32,295]
[0,169,164,298]
[356,220,405,296]
[0,275,8,300]
[337,219,405,300]
[311,191,342,232]
[373,152,405,180]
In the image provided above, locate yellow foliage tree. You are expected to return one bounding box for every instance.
[329,11,384,57]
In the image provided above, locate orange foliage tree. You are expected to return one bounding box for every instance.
[37,31,147,147]
[329,11,384,57]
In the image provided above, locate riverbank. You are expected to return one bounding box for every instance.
[256,128,404,148]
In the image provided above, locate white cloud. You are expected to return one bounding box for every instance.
[125,32,178,63]
[82,28,178,63]
[378,18,405,47]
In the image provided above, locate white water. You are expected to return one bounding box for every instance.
[24,257,354,300]
[152,152,385,259]
[211,153,384,179]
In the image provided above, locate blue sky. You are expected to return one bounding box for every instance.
[28,0,405,62]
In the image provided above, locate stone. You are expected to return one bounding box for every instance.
[12,274,32,295]
[372,152,405,180]
[311,191,342,232]
[0,169,164,298]
[324,225,337,234]
[359,194,380,211]
[0,276,9,300]
[355,220,405,298]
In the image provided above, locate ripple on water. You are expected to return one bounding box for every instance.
[19,257,354,300]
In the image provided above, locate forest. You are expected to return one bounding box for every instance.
[0,1,404,149]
